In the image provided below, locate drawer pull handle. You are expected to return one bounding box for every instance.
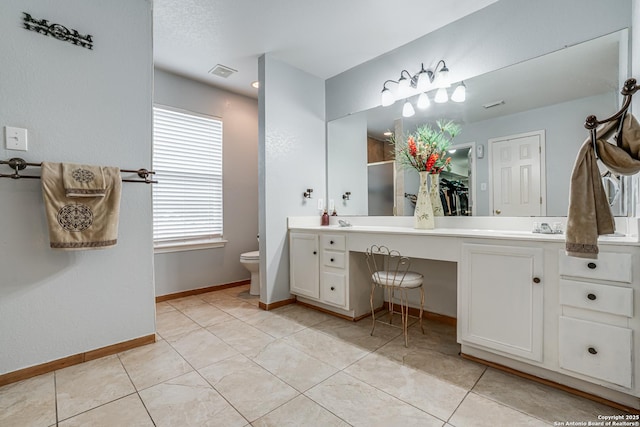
[587,293,597,301]
[587,262,597,269]
[532,277,541,284]
[330,240,334,245]
[588,347,598,355]
[330,286,335,291]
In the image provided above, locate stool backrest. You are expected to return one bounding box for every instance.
[365,245,411,286]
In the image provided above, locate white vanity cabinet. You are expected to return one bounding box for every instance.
[459,243,544,362]
[558,251,634,390]
[289,232,319,299]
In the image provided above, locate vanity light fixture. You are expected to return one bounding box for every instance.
[451,81,466,102]
[380,60,464,110]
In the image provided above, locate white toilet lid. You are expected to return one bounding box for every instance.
[240,251,259,260]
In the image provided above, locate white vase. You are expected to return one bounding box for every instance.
[429,173,444,216]
[414,171,435,229]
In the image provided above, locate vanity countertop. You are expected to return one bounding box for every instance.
[287,216,640,246]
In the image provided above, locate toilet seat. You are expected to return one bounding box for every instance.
[240,251,259,261]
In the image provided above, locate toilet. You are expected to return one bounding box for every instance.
[240,250,260,296]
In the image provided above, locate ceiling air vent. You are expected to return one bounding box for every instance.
[209,64,237,78]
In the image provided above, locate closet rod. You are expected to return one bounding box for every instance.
[0,158,157,184]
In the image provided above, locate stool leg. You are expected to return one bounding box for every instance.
[401,288,409,347]
[370,283,376,336]
[419,285,425,334]
[388,286,394,325]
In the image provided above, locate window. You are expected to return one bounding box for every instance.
[152,105,224,252]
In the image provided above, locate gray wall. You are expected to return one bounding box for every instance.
[326,0,632,122]
[153,69,259,296]
[0,0,154,374]
[259,54,326,304]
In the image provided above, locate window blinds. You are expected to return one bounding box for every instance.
[153,106,223,244]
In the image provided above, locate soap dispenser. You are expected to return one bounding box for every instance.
[321,209,330,226]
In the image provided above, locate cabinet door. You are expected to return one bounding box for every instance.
[459,243,544,362]
[290,232,319,299]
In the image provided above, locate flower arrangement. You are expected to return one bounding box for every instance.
[391,120,461,174]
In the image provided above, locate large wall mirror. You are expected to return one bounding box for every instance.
[327,29,630,217]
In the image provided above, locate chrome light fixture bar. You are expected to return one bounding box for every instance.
[380,60,465,116]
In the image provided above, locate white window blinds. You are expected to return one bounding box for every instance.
[153,106,223,246]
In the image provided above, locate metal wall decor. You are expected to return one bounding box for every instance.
[23,12,93,50]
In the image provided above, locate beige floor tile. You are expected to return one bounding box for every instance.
[166,295,208,310]
[207,319,275,358]
[55,354,135,420]
[449,392,550,426]
[168,327,238,369]
[252,340,338,392]
[118,339,192,390]
[313,317,402,351]
[200,291,239,305]
[283,328,370,370]
[271,304,334,327]
[0,372,56,427]
[156,301,177,314]
[344,352,467,420]
[472,368,625,424]
[139,371,247,427]
[253,394,350,427]
[376,337,485,390]
[305,372,443,427]
[179,301,236,327]
[58,394,154,426]
[211,298,263,320]
[199,355,299,422]
[245,312,308,338]
[155,309,201,340]
[221,285,252,298]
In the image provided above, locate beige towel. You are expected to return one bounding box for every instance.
[566,113,640,258]
[62,163,106,197]
[41,162,122,250]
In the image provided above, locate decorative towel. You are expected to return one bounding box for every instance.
[566,113,640,258]
[41,162,122,250]
[62,163,106,197]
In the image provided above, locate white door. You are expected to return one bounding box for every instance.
[489,131,545,216]
[289,232,319,299]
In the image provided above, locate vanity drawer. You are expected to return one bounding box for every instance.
[560,280,633,317]
[559,316,632,388]
[323,250,345,269]
[321,272,346,307]
[559,251,631,283]
[322,234,346,251]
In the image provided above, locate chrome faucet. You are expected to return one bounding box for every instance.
[538,222,553,234]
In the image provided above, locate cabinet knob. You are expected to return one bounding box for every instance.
[495,209,501,215]
[313,251,317,255]
[330,258,334,262]
[330,286,335,291]
[587,262,597,269]
[587,293,597,301]
[532,277,541,284]
[588,347,598,355]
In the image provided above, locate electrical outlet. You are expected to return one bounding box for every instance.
[5,126,28,151]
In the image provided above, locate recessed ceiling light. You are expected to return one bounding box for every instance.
[383,131,393,137]
[251,81,260,89]
[448,149,457,153]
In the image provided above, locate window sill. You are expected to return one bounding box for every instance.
[154,238,228,254]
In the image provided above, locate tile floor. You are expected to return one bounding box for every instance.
[0,284,630,426]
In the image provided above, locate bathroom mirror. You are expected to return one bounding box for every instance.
[326,29,630,216]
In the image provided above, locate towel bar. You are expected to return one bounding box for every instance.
[0,158,157,184]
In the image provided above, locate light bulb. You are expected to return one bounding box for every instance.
[402,101,415,117]
[434,87,448,103]
[416,71,430,91]
[381,87,395,106]
[451,82,466,102]
[436,66,450,88]
[417,92,430,109]
[398,75,411,98]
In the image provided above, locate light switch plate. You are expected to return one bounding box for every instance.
[5,126,28,151]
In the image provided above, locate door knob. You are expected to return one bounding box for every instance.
[495,209,501,215]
